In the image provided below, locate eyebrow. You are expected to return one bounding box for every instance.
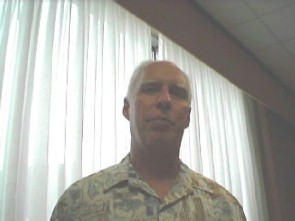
[170,84,189,99]
[139,81,189,99]
[138,81,161,91]
[141,80,186,87]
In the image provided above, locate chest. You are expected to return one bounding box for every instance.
[78,188,237,221]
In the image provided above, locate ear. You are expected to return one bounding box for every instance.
[123,98,130,120]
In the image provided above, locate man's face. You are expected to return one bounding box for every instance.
[124,62,191,150]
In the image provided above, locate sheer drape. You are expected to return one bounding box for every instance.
[0,1,269,221]
[0,1,151,220]
[158,35,269,221]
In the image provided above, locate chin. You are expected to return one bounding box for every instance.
[147,134,178,146]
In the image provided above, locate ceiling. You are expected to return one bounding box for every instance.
[194,0,295,93]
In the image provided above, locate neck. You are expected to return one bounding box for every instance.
[130,144,181,200]
[130,143,180,180]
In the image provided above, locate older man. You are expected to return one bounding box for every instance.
[51,60,246,220]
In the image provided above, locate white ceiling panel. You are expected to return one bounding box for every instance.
[284,39,295,57]
[229,19,277,52]
[256,45,294,76]
[195,1,256,28]
[246,0,294,16]
[261,4,295,41]
[194,0,295,92]
[253,44,295,90]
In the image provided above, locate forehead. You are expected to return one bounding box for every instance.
[140,62,188,85]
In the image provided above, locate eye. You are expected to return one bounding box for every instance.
[170,85,188,100]
[139,83,160,94]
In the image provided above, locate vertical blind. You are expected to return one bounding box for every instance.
[0,1,267,220]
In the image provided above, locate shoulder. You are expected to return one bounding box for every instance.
[185,167,239,204]
[51,163,125,220]
[181,165,246,220]
[63,163,122,195]
[70,163,124,189]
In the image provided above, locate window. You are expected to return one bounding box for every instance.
[0,1,268,220]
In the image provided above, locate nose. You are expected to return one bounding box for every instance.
[157,87,172,111]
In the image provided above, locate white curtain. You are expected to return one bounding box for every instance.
[0,1,151,220]
[158,35,269,221]
[0,1,268,221]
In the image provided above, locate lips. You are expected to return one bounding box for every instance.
[147,116,175,127]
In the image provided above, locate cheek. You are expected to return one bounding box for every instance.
[177,105,190,116]
[134,98,153,114]
[176,106,191,125]
[132,100,146,123]
[134,100,144,114]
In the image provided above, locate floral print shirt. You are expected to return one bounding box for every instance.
[51,155,246,221]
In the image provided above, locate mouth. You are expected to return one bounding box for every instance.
[148,117,175,129]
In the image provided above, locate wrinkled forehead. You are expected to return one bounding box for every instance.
[140,62,189,87]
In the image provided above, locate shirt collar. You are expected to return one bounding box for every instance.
[178,163,214,195]
[103,154,159,197]
[103,154,214,196]
[102,155,131,192]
